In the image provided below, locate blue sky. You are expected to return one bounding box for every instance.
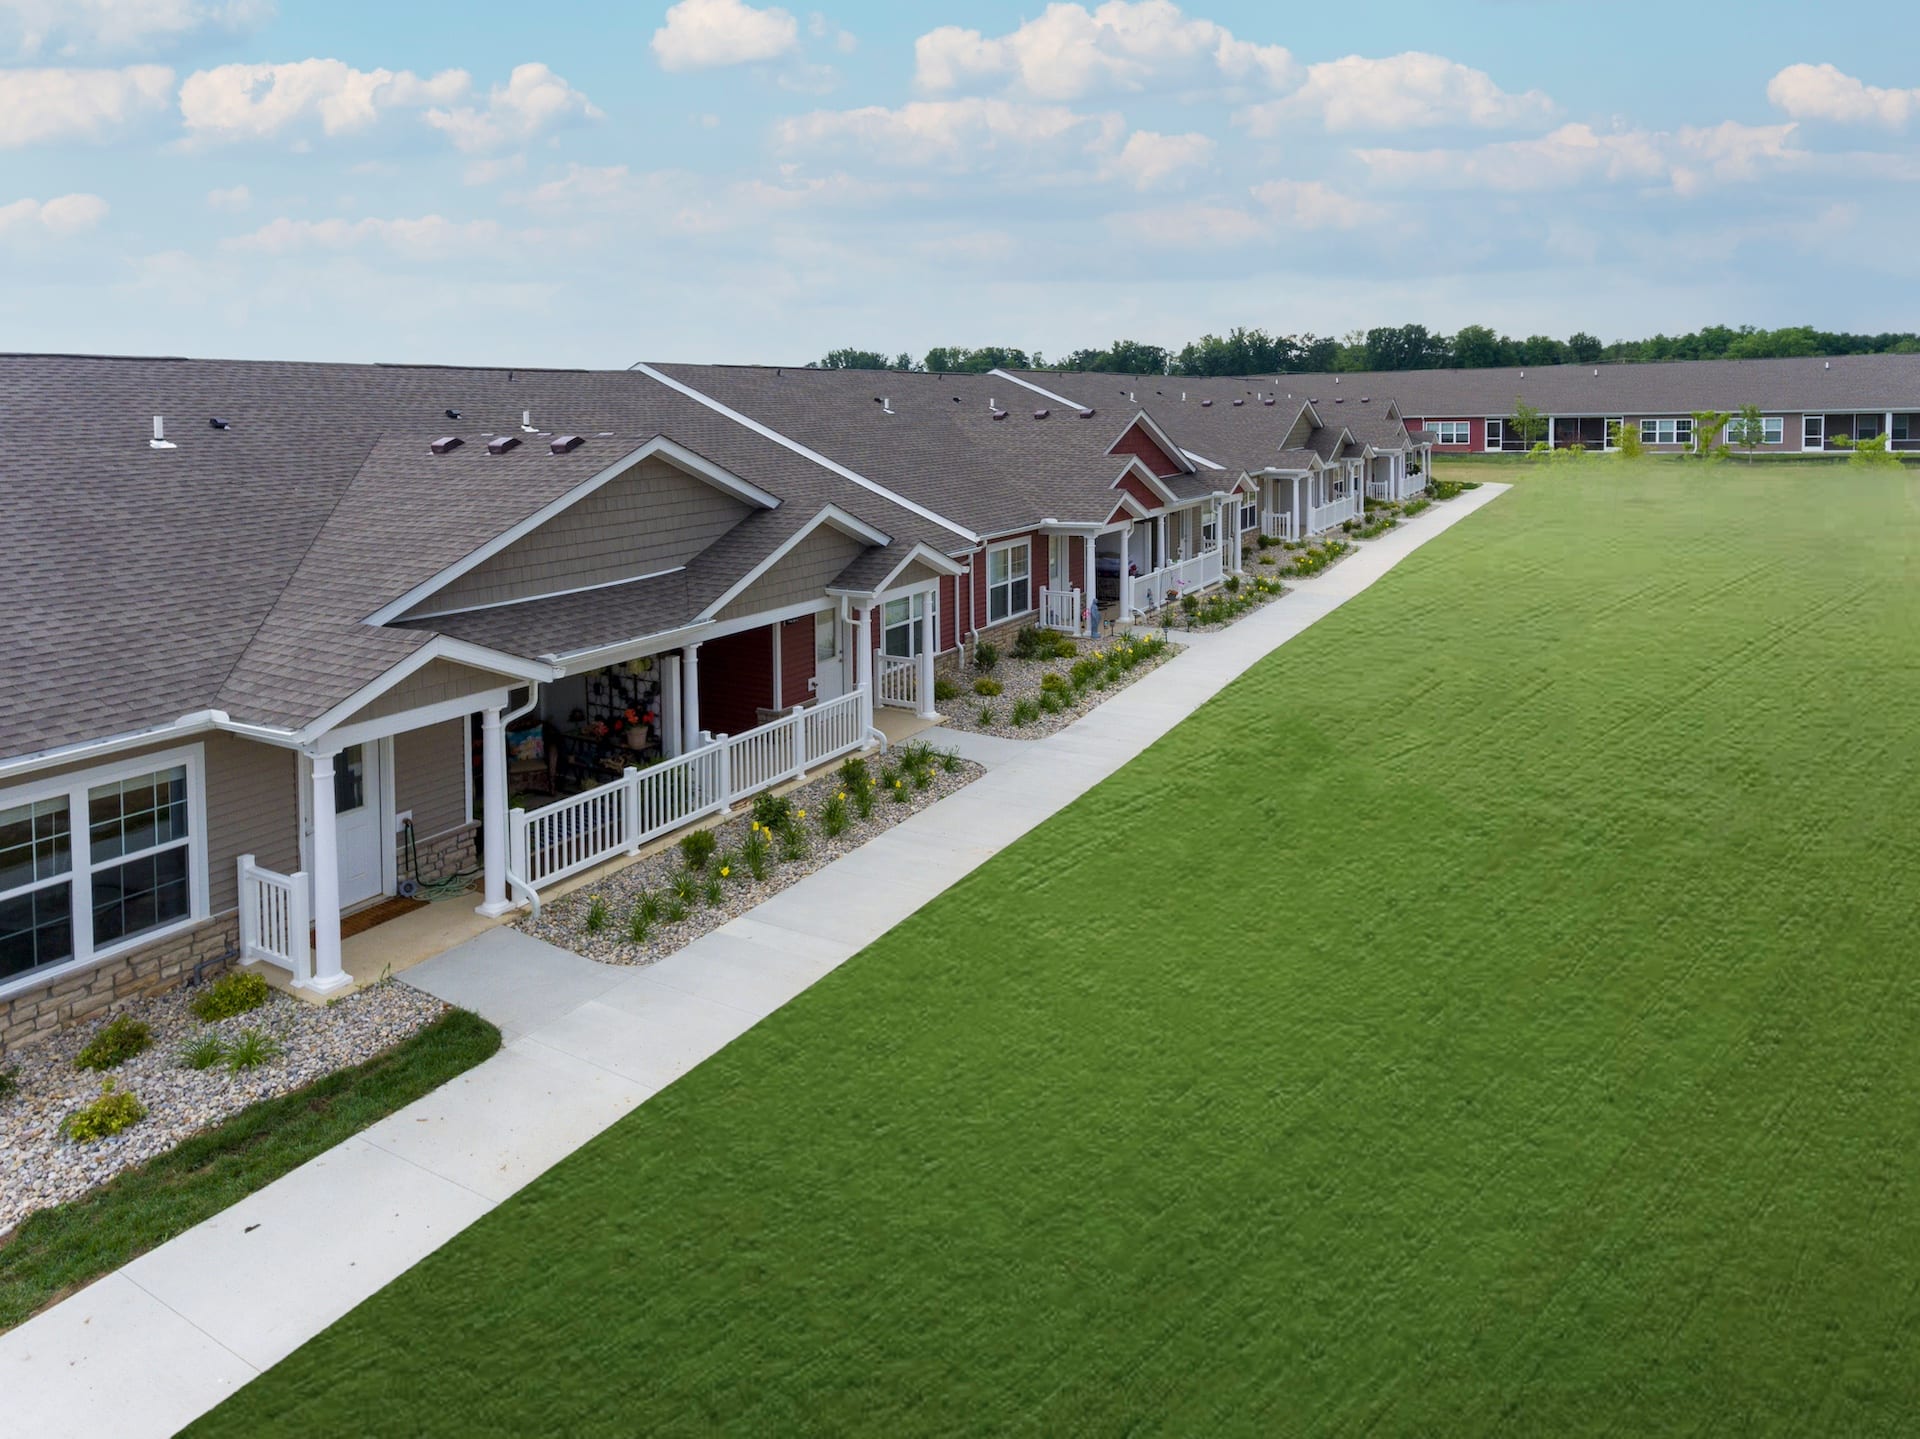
[2,0,1915,367]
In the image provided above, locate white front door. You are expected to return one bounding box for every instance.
[332,742,385,908]
[812,609,845,702]
[1048,538,1070,596]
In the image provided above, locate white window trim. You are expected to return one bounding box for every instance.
[0,743,210,999]
[985,538,1033,626]
[1803,415,1824,448]
[1485,418,1504,448]
[1433,420,1471,446]
[1640,417,1694,445]
[881,591,938,658]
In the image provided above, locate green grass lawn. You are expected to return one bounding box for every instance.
[193,461,1920,1436]
[0,1009,499,1332]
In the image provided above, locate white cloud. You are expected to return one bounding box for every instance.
[222,213,513,259]
[178,58,469,143]
[423,62,600,152]
[1115,203,1263,249]
[652,0,799,71]
[1767,63,1919,129]
[0,65,172,147]
[0,191,108,236]
[1237,52,1553,134]
[1107,129,1211,187]
[915,1,1293,101]
[0,0,267,58]
[1250,178,1385,229]
[206,182,250,210]
[1355,121,1801,195]
[776,97,1124,170]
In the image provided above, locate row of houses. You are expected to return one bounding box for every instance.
[0,354,1435,1047]
[17,346,1907,1046]
[1261,352,1920,455]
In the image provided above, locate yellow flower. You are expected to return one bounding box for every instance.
[797,810,807,819]
[837,790,846,800]
[894,780,903,789]
[719,866,731,878]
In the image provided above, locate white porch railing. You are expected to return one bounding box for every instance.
[1261,509,1297,542]
[875,652,919,710]
[1038,585,1084,635]
[1128,547,1225,613]
[1307,492,1362,533]
[1366,476,1395,501]
[237,853,310,986]
[508,689,870,896]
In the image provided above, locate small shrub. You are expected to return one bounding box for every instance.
[180,1033,227,1071]
[1180,591,1200,615]
[821,791,850,839]
[1039,690,1065,715]
[192,970,270,1022]
[1256,533,1280,549]
[663,895,690,924]
[638,891,663,927]
[702,874,725,908]
[583,895,610,933]
[972,676,1003,697]
[0,1064,16,1104]
[1011,697,1041,727]
[897,740,937,773]
[1259,554,1275,566]
[933,676,961,703]
[1012,626,1076,662]
[1039,671,1070,694]
[225,1029,283,1073]
[670,868,699,905]
[972,640,1000,672]
[937,747,961,774]
[779,821,811,860]
[978,705,996,725]
[751,791,795,831]
[837,754,870,792]
[60,1080,146,1142]
[1069,657,1099,689]
[75,1014,153,1072]
[850,777,875,820]
[626,903,652,944]
[1223,574,1240,593]
[678,828,718,870]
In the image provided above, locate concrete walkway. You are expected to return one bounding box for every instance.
[1,485,1507,1437]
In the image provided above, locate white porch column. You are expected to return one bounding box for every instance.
[916,597,937,719]
[1082,534,1095,622]
[854,604,875,731]
[770,625,783,710]
[1118,525,1132,621]
[476,706,512,917]
[682,642,702,751]
[304,749,351,995]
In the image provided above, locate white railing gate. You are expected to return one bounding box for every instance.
[237,853,311,987]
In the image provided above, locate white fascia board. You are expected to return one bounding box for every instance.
[361,436,778,627]
[698,504,892,621]
[295,637,554,746]
[0,713,299,784]
[405,564,687,623]
[634,362,978,544]
[1113,455,1181,505]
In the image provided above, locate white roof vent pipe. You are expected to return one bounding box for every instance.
[520,409,537,432]
[150,416,176,450]
[882,397,894,415]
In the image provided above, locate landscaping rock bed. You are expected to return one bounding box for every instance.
[525,748,983,966]
[0,980,447,1235]
[1155,574,1290,634]
[935,629,1180,740]
[1245,535,1359,582]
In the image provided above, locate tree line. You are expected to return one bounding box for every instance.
[810,324,1920,378]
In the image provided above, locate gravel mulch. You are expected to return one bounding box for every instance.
[935,632,1181,740]
[0,979,447,1235]
[523,755,983,966]
[1156,580,1291,634]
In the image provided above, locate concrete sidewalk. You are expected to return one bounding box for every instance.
[0,485,1507,1438]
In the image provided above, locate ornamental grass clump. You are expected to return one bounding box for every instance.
[75,1014,153,1072]
[626,898,654,944]
[670,869,699,906]
[839,756,876,819]
[973,677,1002,697]
[191,970,270,1022]
[61,1080,146,1142]
[1010,697,1041,727]
[742,826,772,880]
[972,640,999,672]
[678,828,718,871]
[820,791,850,839]
[583,895,610,933]
[224,1029,283,1073]
[180,1033,227,1071]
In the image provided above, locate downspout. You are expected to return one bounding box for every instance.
[501,683,543,917]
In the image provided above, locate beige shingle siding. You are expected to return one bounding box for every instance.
[393,718,469,842]
[406,457,751,618]
[715,526,864,622]
[339,660,514,727]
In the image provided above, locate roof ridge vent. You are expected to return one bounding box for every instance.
[990,406,1008,421]
[550,434,584,455]
[430,435,463,454]
[488,434,522,455]
[1201,398,1213,407]
[1232,398,1244,406]
[149,415,175,450]
[1262,396,1275,406]
[1033,407,1049,420]
[1078,407,1096,419]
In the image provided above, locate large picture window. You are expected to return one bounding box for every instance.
[1432,420,1471,445]
[0,749,204,990]
[985,541,1031,625]
[882,592,935,658]
[1640,418,1694,446]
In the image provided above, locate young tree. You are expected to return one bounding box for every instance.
[1689,410,1733,460]
[1607,418,1645,458]
[1510,399,1549,454]
[1848,432,1901,467]
[1727,404,1767,462]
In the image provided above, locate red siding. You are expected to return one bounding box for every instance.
[1115,473,1164,511]
[1109,422,1184,477]
[777,615,815,708]
[697,625,777,737]
[1411,416,1482,451]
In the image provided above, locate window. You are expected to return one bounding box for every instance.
[1894,414,1913,442]
[1729,416,1784,446]
[1640,418,1693,446]
[1201,512,1219,552]
[882,592,935,658]
[813,610,838,662]
[1239,493,1258,531]
[1803,415,1823,448]
[1432,420,1471,445]
[985,540,1031,625]
[1,750,203,989]
[1485,418,1504,449]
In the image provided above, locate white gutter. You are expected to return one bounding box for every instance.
[0,709,305,785]
[633,363,979,544]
